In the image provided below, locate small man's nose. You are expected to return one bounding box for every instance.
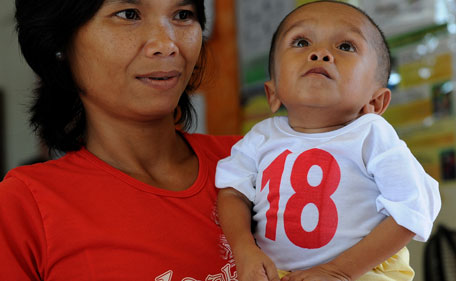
[308,49,334,63]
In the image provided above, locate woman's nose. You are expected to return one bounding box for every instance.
[144,23,179,57]
[308,49,334,63]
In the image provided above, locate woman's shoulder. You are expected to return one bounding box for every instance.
[0,162,53,204]
[2,149,90,185]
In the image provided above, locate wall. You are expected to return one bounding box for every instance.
[0,0,39,175]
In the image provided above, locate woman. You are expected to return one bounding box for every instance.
[0,0,240,280]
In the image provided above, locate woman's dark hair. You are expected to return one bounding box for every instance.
[15,0,206,152]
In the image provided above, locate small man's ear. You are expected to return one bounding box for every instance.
[264,80,282,114]
[361,87,391,115]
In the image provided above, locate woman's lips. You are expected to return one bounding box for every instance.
[136,71,181,90]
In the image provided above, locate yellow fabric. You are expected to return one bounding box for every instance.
[357,247,414,281]
[277,247,414,281]
[278,269,290,279]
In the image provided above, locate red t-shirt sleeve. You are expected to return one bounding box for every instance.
[0,176,46,280]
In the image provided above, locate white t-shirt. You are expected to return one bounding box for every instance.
[216,114,440,270]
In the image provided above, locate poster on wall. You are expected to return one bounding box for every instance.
[358,0,441,36]
[383,22,456,184]
[236,0,295,88]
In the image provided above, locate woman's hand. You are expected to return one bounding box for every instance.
[280,264,350,281]
[234,244,280,281]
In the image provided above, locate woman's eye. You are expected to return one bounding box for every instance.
[174,10,195,21]
[292,38,310,48]
[116,9,140,20]
[338,42,356,52]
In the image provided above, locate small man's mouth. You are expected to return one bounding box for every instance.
[304,67,331,79]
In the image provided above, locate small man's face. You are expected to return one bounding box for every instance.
[267,2,382,130]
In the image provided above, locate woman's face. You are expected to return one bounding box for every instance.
[69,0,203,123]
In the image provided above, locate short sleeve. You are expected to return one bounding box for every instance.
[0,176,47,280]
[365,119,441,242]
[215,130,263,202]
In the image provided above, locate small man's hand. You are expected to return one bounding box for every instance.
[234,244,280,281]
[280,264,350,281]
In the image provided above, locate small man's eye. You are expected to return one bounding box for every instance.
[174,10,195,21]
[292,38,310,48]
[116,9,140,20]
[338,42,356,52]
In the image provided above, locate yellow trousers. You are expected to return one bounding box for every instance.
[278,247,414,281]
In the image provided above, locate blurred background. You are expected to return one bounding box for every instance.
[1,0,456,279]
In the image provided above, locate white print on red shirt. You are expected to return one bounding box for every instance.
[212,204,236,264]
[261,148,340,249]
[155,263,237,281]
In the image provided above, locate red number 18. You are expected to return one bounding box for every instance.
[261,148,340,249]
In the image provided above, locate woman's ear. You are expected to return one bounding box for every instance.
[361,87,391,115]
[264,80,282,113]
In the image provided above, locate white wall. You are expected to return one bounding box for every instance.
[0,0,40,174]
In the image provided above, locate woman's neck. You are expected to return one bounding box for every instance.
[84,116,198,190]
